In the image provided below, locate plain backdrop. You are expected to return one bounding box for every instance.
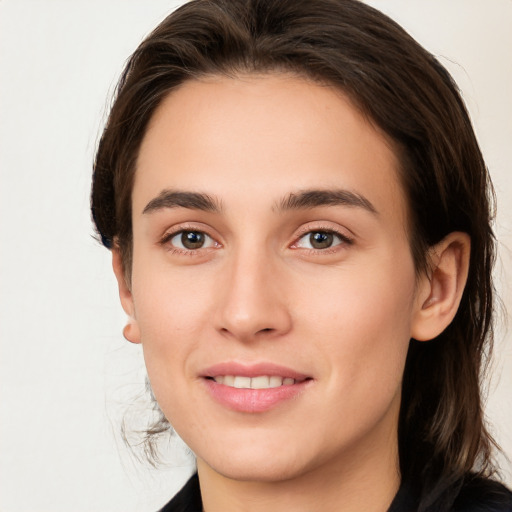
[0,1,511,511]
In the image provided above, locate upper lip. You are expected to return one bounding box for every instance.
[200,362,310,381]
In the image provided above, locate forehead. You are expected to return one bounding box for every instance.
[134,74,407,230]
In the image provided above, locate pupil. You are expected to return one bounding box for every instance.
[310,231,333,249]
[182,231,204,249]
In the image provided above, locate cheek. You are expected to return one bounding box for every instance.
[130,264,216,395]
[132,250,216,326]
[298,252,416,399]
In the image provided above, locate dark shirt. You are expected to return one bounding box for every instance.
[160,474,202,512]
[159,473,512,512]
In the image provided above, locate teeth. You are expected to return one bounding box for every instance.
[223,375,235,386]
[251,376,270,389]
[269,376,283,387]
[213,375,296,389]
[233,376,251,389]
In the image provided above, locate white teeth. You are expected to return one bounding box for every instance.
[212,375,296,389]
[251,376,270,389]
[233,376,251,389]
[223,375,235,386]
[269,376,283,387]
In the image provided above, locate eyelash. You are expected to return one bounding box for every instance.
[159,225,219,256]
[159,225,353,256]
[291,226,354,254]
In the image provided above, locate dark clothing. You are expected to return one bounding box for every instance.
[160,474,202,512]
[159,472,512,512]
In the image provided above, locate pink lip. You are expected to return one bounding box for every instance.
[200,362,313,413]
[201,362,309,380]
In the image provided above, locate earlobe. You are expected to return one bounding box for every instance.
[112,248,141,344]
[122,322,141,344]
[411,232,470,342]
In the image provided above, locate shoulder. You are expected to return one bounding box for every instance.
[158,473,202,512]
[389,475,512,512]
[452,476,512,512]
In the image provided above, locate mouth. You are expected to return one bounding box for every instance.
[207,375,300,389]
[201,363,313,413]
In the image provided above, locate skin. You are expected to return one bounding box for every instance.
[113,74,470,512]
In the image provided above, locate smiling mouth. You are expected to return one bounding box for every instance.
[203,370,313,412]
[208,375,301,389]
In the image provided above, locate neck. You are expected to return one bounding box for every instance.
[197,414,401,512]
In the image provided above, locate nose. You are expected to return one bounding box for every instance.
[214,248,292,342]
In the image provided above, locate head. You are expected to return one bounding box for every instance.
[91,0,496,509]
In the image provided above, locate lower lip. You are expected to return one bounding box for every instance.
[203,379,311,413]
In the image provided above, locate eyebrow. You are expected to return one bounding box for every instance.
[142,187,377,216]
[143,189,222,214]
[276,189,378,214]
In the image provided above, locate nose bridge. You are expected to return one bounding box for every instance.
[215,241,291,340]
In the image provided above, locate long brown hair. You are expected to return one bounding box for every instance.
[91,1,498,509]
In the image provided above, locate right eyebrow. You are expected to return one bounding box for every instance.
[142,189,222,214]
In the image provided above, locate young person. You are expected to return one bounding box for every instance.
[91,1,512,510]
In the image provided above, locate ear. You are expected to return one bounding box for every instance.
[411,232,470,342]
[112,248,141,344]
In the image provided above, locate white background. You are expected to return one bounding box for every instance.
[0,1,511,511]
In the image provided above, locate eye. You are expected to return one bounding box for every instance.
[167,230,217,250]
[294,230,348,250]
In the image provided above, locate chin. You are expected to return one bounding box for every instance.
[203,454,307,483]
[192,428,329,484]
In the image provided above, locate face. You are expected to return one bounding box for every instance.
[118,74,427,483]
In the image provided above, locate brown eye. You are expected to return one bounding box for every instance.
[181,231,205,249]
[309,231,334,249]
[294,229,350,251]
[166,230,216,251]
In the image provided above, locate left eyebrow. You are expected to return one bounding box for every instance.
[142,189,222,214]
[276,189,378,215]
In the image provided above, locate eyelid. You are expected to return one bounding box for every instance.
[293,222,354,241]
[159,223,221,251]
[290,223,354,251]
